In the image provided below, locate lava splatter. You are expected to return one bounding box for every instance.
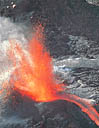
[5,25,99,126]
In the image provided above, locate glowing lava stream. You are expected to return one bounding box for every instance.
[7,26,99,126]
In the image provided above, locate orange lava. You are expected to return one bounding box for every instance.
[7,25,99,126]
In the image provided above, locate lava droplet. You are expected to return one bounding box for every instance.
[6,25,99,126]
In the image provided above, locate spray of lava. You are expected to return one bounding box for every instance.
[5,25,99,126]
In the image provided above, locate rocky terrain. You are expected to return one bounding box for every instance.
[0,0,99,128]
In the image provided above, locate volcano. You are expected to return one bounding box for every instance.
[1,25,97,127]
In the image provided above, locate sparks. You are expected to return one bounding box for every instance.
[4,25,99,126]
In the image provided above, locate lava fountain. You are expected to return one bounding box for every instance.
[5,25,99,126]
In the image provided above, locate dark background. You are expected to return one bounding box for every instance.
[0,0,99,128]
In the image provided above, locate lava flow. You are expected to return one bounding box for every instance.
[6,25,99,126]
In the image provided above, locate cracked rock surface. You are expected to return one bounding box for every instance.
[0,0,99,128]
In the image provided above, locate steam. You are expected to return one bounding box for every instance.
[0,17,29,87]
[0,17,99,126]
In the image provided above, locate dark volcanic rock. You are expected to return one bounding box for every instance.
[0,0,99,42]
[0,0,99,128]
[2,94,97,128]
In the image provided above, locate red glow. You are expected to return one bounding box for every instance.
[7,25,99,126]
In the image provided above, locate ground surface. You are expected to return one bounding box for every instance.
[0,0,99,128]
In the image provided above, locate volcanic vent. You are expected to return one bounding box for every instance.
[0,24,97,127]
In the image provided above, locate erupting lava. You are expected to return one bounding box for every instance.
[6,25,99,126]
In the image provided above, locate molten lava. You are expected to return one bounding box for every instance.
[6,25,99,126]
